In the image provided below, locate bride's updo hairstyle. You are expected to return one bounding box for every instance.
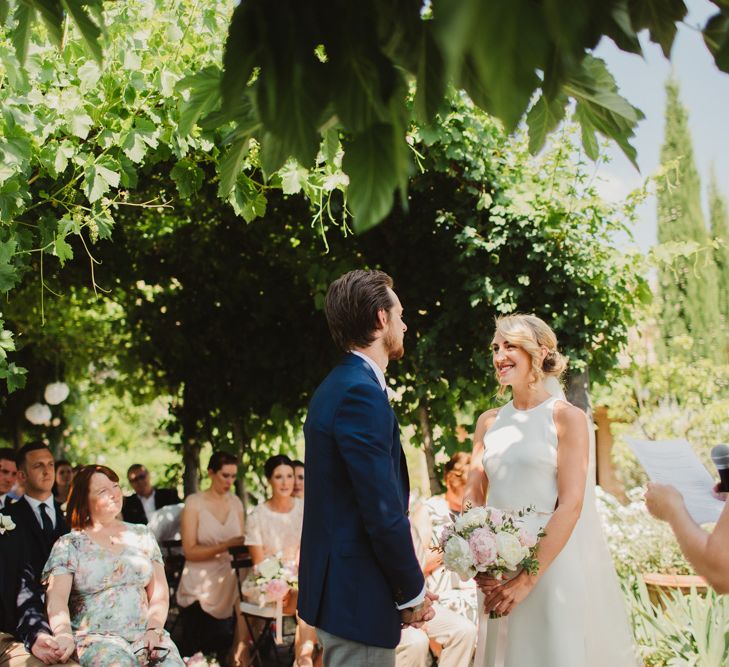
[493,314,568,395]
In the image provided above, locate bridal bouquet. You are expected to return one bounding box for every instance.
[436,504,545,584]
[242,554,298,607]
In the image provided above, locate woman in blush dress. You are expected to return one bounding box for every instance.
[245,455,319,667]
[43,464,184,667]
[176,451,245,665]
[463,314,637,667]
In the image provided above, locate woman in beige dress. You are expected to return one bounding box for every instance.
[177,451,245,664]
[245,455,319,667]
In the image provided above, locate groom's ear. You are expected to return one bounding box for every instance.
[375,307,389,331]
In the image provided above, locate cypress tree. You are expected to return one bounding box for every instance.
[709,167,729,328]
[657,78,723,360]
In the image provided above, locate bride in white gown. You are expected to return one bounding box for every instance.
[464,314,637,667]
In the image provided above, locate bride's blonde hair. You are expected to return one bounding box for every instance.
[493,314,568,396]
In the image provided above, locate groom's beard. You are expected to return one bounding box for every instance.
[385,330,405,361]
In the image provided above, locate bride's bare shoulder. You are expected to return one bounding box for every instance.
[475,408,500,434]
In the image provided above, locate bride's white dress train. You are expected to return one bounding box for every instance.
[474,393,638,667]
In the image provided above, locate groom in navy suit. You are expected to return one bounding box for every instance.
[298,270,435,666]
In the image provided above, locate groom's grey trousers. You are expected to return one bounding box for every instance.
[317,628,396,667]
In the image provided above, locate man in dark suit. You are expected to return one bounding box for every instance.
[0,448,17,510]
[298,270,435,666]
[121,464,180,525]
[1,442,75,666]
[4,443,69,589]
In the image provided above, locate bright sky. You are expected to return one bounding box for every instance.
[592,0,729,252]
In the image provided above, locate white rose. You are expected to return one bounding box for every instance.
[256,557,280,580]
[495,532,528,570]
[455,506,489,532]
[44,382,70,405]
[443,535,476,581]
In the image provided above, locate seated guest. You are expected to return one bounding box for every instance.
[43,464,184,666]
[424,452,478,623]
[245,455,319,667]
[177,452,245,664]
[4,443,69,584]
[122,464,180,525]
[53,461,74,507]
[1,504,78,666]
[396,495,477,667]
[292,460,305,499]
[0,449,16,510]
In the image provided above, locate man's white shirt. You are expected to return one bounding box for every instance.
[25,493,57,529]
[139,490,157,521]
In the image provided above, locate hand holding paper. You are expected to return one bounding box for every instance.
[626,437,725,525]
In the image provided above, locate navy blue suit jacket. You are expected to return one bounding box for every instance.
[1,497,67,649]
[298,353,425,649]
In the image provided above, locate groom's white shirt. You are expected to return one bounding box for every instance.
[350,350,426,610]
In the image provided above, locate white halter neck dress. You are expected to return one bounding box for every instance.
[475,396,637,667]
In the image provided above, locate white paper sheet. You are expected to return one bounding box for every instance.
[626,437,726,525]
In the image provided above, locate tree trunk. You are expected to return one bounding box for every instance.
[231,418,249,515]
[565,367,592,419]
[418,402,441,496]
[182,438,201,497]
[566,366,597,484]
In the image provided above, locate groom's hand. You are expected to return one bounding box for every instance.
[400,591,438,628]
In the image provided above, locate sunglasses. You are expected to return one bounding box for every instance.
[134,645,170,666]
[129,472,148,483]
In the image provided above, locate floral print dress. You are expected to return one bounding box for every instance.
[43,523,185,667]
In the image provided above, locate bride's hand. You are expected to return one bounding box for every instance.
[482,571,537,616]
[474,573,501,596]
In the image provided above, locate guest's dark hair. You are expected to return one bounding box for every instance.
[66,464,120,530]
[207,451,238,473]
[264,454,294,480]
[127,463,145,477]
[55,459,71,468]
[324,270,394,352]
[292,460,304,469]
[16,441,52,470]
[0,447,15,464]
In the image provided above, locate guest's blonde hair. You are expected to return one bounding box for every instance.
[493,314,568,396]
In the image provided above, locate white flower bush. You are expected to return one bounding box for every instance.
[595,486,693,577]
[25,403,51,425]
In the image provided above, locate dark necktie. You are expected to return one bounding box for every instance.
[39,502,54,542]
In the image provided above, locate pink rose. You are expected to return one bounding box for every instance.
[264,579,290,601]
[468,527,497,570]
[489,509,505,527]
[519,529,537,548]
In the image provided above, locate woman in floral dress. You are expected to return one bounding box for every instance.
[43,464,184,666]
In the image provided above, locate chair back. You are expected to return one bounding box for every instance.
[229,544,254,603]
[160,539,185,599]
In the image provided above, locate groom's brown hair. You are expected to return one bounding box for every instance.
[325,270,394,352]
